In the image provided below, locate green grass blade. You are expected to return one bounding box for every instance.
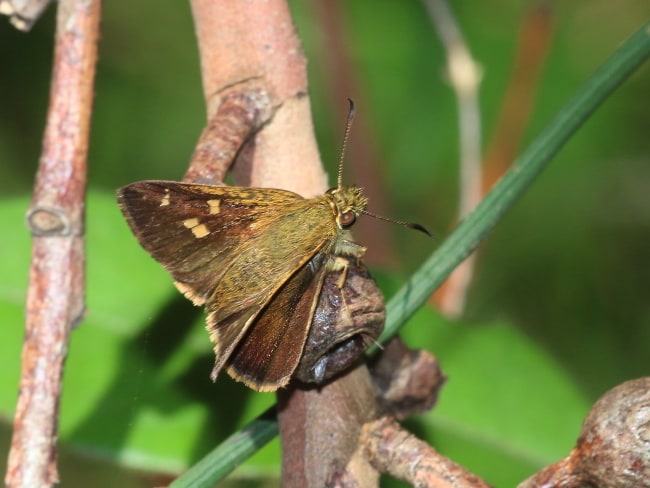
[168,407,278,488]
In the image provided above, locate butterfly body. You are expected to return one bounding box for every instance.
[117,180,369,391]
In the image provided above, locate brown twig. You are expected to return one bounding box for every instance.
[5,0,100,486]
[189,0,327,196]
[312,0,397,265]
[482,4,553,191]
[362,417,492,487]
[432,3,553,316]
[183,91,268,185]
[423,0,483,317]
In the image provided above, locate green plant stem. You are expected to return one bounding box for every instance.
[170,20,650,487]
[168,407,277,488]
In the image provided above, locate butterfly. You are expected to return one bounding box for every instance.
[120,179,375,388]
[116,103,429,391]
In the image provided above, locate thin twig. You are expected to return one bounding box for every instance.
[482,5,554,192]
[362,417,492,487]
[5,0,100,486]
[183,91,267,185]
[423,0,483,317]
[312,0,396,265]
[189,0,327,196]
[432,5,553,316]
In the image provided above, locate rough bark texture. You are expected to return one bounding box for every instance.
[362,417,493,488]
[189,0,327,197]
[278,367,381,487]
[519,377,650,488]
[5,0,99,486]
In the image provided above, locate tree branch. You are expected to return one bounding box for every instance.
[424,0,483,317]
[362,417,492,488]
[5,0,100,486]
[189,0,327,196]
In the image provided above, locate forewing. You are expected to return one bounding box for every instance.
[116,180,303,305]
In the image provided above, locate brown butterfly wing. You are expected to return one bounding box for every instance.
[117,180,305,305]
[218,254,329,391]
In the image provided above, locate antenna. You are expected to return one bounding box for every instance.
[336,99,432,239]
[337,99,356,189]
[362,210,433,238]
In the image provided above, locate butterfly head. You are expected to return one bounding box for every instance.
[326,185,368,230]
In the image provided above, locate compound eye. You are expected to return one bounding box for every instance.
[339,210,356,228]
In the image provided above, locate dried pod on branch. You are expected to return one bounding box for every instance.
[520,377,650,488]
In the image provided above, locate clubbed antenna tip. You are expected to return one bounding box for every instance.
[362,210,434,239]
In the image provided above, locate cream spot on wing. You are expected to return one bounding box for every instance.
[192,224,210,238]
[160,189,171,206]
[182,218,210,238]
[207,199,221,214]
[183,218,200,229]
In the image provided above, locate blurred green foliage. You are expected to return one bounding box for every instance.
[1,1,648,486]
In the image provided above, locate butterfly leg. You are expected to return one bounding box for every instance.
[327,256,354,323]
[332,256,350,289]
